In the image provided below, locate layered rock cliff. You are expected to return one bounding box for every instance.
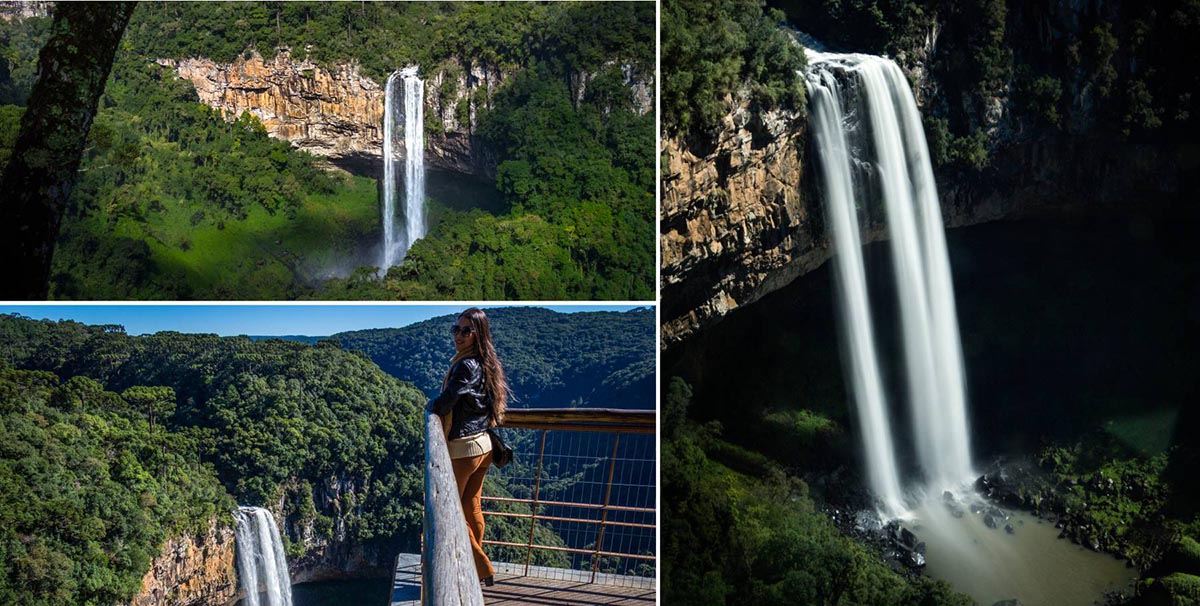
[126,518,238,606]
[161,50,653,179]
[661,5,1200,347]
[159,50,498,177]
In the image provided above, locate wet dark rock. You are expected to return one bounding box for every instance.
[915,541,927,555]
[992,600,1022,606]
[906,550,926,568]
[943,490,956,503]
[984,513,999,529]
[1005,524,1015,534]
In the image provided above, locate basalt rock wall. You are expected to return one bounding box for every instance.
[125,518,239,606]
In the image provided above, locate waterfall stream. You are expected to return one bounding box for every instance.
[234,506,293,606]
[805,51,974,515]
[380,66,425,271]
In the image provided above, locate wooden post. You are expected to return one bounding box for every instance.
[423,412,485,606]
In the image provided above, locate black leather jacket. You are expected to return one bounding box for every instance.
[427,357,493,440]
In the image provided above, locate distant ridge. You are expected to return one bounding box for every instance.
[334,307,654,410]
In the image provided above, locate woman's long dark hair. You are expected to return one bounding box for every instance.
[460,307,510,425]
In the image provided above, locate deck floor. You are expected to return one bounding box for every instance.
[391,555,656,605]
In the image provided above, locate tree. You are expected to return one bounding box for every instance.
[121,385,176,431]
[0,2,136,299]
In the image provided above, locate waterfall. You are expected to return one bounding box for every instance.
[234,506,293,606]
[805,66,907,518]
[380,66,425,271]
[804,51,974,510]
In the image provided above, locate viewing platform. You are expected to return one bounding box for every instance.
[390,554,655,605]
[403,407,657,605]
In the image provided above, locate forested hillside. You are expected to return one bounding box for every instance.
[0,367,233,606]
[334,307,655,409]
[0,313,429,603]
[0,2,655,300]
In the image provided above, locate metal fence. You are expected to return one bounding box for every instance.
[481,408,656,585]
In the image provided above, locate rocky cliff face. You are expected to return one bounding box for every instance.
[160,50,499,178]
[660,100,813,346]
[661,8,1199,347]
[130,474,397,605]
[162,50,653,179]
[126,518,238,606]
[284,474,393,583]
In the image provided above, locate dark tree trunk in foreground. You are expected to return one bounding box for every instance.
[0,2,136,299]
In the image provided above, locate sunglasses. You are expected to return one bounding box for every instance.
[451,324,475,337]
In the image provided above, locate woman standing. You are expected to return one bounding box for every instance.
[427,307,509,587]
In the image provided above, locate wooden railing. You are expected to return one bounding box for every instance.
[422,411,484,606]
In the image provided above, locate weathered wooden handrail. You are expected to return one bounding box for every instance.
[423,411,484,606]
[501,408,655,434]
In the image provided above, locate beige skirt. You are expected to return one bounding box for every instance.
[447,431,493,460]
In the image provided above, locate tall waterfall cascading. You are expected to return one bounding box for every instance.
[401,67,426,255]
[804,51,974,508]
[805,66,907,518]
[380,66,426,271]
[381,70,400,270]
[234,506,293,606]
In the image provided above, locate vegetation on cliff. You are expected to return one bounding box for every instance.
[775,0,1200,170]
[663,378,972,606]
[0,2,654,300]
[0,367,233,606]
[663,0,807,145]
[324,55,655,300]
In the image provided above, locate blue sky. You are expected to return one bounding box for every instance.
[0,304,647,336]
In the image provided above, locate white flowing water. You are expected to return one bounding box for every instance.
[805,50,974,507]
[380,66,425,270]
[234,506,293,606]
[381,70,400,270]
[805,66,907,518]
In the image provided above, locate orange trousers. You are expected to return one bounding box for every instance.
[451,451,495,579]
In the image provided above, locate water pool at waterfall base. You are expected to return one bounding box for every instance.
[911,497,1136,606]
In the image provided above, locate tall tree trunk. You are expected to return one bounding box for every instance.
[0,2,137,299]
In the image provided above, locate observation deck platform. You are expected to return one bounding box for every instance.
[390,553,656,605]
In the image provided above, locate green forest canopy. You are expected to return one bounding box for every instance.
[333,307,656,409]
[0,2,655,300]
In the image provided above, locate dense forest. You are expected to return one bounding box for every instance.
[0,308,655,603]
[0,2,655,300]
[332,307,656,410]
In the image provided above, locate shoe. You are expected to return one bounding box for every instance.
[482,576,495,587]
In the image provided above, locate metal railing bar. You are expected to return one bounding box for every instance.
[482,539,657,561]
[524,428,547,577]
[591,434,620,582]
[500,421,656,434]
[482,511,656,529]
[482,496,654,513]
